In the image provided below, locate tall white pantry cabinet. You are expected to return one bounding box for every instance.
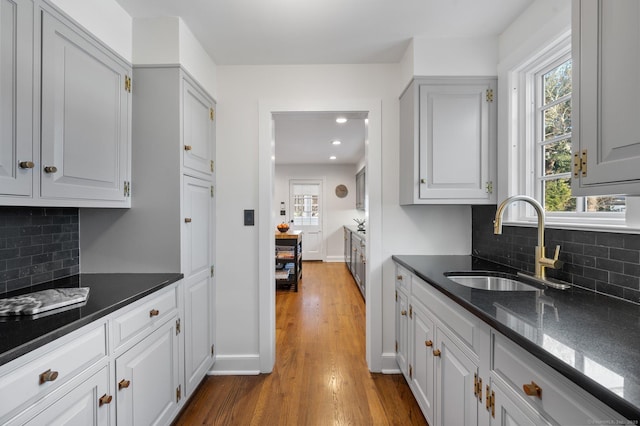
[80,65,217,405]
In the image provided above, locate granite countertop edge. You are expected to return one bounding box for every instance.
[392,254,640,421]
[0,273,183,367]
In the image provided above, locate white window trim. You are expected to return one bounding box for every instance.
[504,32,637,233]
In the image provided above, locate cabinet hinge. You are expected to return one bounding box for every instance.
[176,385,182,403]
[395,290,397,301]
[485,181,493,194]
[124,181,131,197]
[211,265,215,277]
[409,305,413,319]
[486,88,494,103]
[211,344,215,356]
[176,318,181,335]
[409,364,413,379]
[210,160,215,173]
[395,340,398,352]
[211,185,215,198]
[474,373,478,397]
[573,149,588,178]
[210,107,215,121]
[124,75,132,93]
[486,385,495,418]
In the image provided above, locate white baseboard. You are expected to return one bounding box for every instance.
[208,354,261,375]
[380,352,401,374]
[325,256,346,263]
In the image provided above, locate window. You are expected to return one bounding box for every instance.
[511,35,626,227]
[291,183,319,226]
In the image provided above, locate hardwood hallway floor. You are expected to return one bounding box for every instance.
[174,261,427,425]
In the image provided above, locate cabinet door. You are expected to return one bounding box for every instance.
[355,167,365,210]
[410,302,436,425]
[182,176,214,396]
[21,366,111,426]
[490,378,551,426]
[183,77,214,178]
[395,287,410,378]
[418,82,494,202]
[40,9,130,203]
[115,317,180,426]
[0,0,33,197]
[573,0,640,195]
[435,329,478,426]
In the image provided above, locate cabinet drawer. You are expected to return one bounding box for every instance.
[112,286,178,350]
[0,323,107,420]
[395,265,412,292]
[492,332,623,424]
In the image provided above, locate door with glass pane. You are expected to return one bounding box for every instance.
[289,179,323,261]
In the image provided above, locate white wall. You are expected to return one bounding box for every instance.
[275,164,363,261]
[215,63,472,373]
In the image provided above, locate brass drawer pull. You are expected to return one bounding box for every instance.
[400,310,407,316]
[19,161,35,169]
[523,381,542,399]
[39,369,59,384]
[184,218,192,223]
[396,275,402,280]
[118,379,131,390]
[425,340,433,347]
[184,145,192,151]
[99,394,113,406]
[43,166,58,173]
[149,309,160,317]
[433,349,442,357]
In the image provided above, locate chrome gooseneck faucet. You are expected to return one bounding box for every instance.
[493,195,563,280]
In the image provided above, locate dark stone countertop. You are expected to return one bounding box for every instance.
[392,255,640,421]
[344,225,366,240]
[0,273,183,366]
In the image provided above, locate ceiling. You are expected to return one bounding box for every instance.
[114,0,533,66]
[274,112,366,165]
[113,0,534,164]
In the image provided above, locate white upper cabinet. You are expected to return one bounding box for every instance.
[0,0,33,197]
[0,2,132,207]
[40,8,130,204]
[399,77,497,205]
[183,78,215,178]
[572,0,640,195]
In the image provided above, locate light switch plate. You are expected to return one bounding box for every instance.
[244,209,255,226]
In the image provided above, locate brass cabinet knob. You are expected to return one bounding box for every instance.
[43,166,58,173]
[420,178,427,184]
[396,275,403,280]
[184,145,192,151]
[39,369,59,384]
[433,349,442,357]
[400,310,407,316]
[149,309,160,317]
[99,394,113,406]
[118,379,131,390]
[523,381,542,399]
[184,218,192,223]
[425,340,433,347]
[19,161,35,169]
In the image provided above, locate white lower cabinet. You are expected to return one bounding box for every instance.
[394,261,629,426]
[115,316,181,426]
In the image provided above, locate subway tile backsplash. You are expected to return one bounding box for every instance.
[0,207,79,294]
[472,205,640,305]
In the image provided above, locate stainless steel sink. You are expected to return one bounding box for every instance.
[444,273,541,291]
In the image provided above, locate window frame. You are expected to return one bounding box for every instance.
[507,33,628,230]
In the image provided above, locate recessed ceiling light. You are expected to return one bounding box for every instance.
[336,117,347,124]
[329,156,337,160]
[332,140,341,145]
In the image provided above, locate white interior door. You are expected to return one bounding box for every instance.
[289,179,323,261]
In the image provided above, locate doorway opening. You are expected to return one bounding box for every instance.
[258,99,382,374]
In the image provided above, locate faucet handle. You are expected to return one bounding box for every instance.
[553,245,561,261]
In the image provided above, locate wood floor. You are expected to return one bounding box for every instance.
[174,261,427,426]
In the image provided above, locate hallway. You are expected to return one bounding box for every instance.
[174,261,427,425]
